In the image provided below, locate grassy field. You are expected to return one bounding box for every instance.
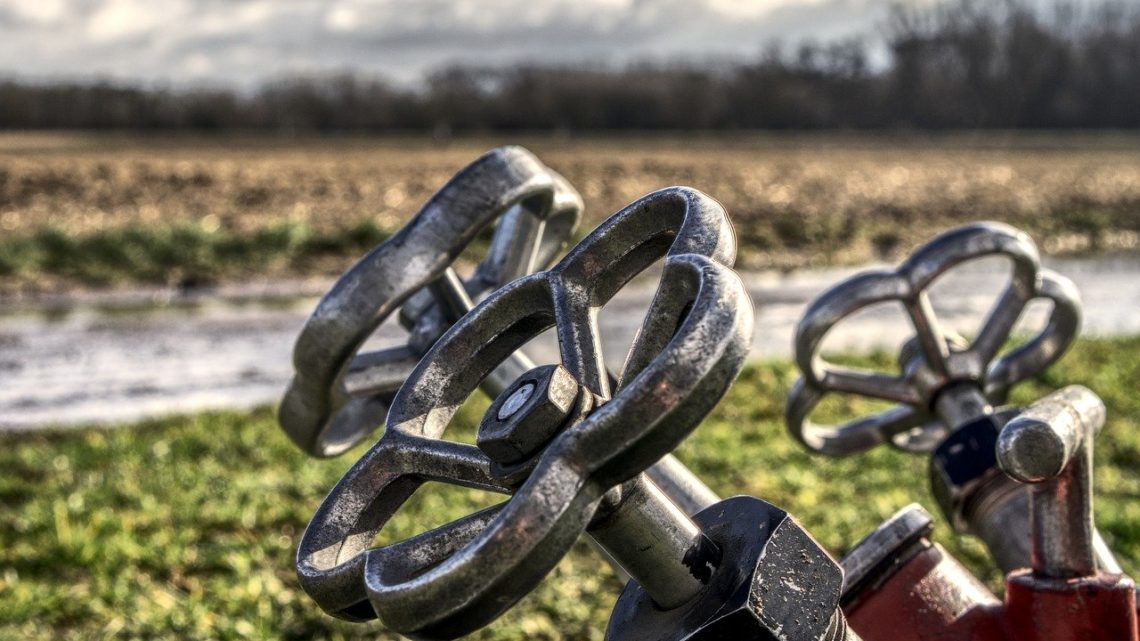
[2,132,1140,294]
[1,337,1137,640]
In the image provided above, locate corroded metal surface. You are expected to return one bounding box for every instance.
[842,392,1137,641]
[277,147,721,525]
[295,187,753,639]
[609,496,859,641]
[279,146,582,458]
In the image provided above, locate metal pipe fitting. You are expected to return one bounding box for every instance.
[997,385,1104,578]
[588,476,721,609]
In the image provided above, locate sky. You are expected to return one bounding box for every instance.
[0,0,898,88]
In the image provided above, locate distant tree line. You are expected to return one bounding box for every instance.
[2,0,1138,131]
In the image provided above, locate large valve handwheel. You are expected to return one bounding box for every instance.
[279,146,583,457]
[296,187,753,639]
[786,221,1081,457]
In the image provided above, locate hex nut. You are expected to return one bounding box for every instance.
[606,496,847,641]
[929,411,1018,531]
[477,364,581,464]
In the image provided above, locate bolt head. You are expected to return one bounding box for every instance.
[477,364,581,465]
[498,383,536,420]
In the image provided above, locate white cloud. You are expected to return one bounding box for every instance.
[6,0,68,24]
[325,5,359,32]
[183,52,212,75]
[707,0,815,18]
[0,0,891,86]
[86,0,174,42]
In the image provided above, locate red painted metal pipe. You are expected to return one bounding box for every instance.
[846,542,1005,641]
[1004,570,1137,641]
[846,542,1138,641]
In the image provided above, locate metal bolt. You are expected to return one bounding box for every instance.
[498,383,535,420]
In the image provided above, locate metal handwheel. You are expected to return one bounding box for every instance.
[296,187,754,639]
[786,221,1081,456]
[279,146,583,457]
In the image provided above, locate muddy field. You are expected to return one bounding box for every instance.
[2,132,1139,294]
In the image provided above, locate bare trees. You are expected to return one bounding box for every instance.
[1,0,1136,131]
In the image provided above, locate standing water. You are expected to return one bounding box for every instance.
[2,253,1138,430]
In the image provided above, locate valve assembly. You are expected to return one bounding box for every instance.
[280,146,1137,640]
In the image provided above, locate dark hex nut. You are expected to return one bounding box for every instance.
[929,410,1021,531]
[477,364,581,464]
[606,496,848,641]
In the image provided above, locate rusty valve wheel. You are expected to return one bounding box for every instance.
[295,187,754,640]
[786,221,1081,457]
[279,146,583,458]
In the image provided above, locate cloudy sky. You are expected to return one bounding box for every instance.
[0,0,897,88]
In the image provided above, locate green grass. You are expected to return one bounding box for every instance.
[1,338,1138,640]
[0,221,392,291]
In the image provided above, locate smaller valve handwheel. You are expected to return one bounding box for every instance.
[786,221,1081,456]
[295,187,752,639]
[279,146,582,457]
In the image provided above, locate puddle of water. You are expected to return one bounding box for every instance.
[2,253,1137,429]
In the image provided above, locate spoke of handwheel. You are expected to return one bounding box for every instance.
[824,368,922,404]
[905,291,950,375]
[424,264,539,398]
[429,267,476,322]
[345,345,423,397]
[475,204,545,289]
[304,436,503,568]
[552,283,610,398]
[971,285,1028,363]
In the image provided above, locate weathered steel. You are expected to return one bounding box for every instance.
[999,387,1137,641]
[279,146,583,458]
[782,221,1133,577]
[476,364,579,465]
[587,475,722,610]
[841,504,1008,641]
[842,504,1138,641]
[1004,571,1138,641]
[278,148,721,530]
[839,503,937,602]
[786,221,1080,456]
[608,496,860,641]
[295,187,754,639]
[997,386,1104,578]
